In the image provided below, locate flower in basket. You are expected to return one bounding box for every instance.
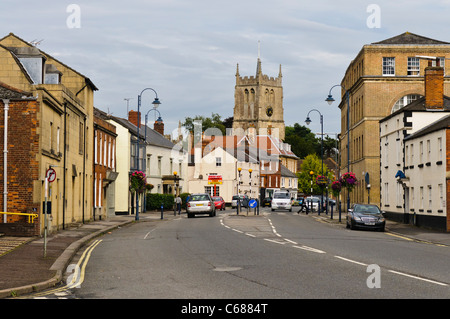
[339,172,357,191]
[331,180,341,197]
[130,170,147,193]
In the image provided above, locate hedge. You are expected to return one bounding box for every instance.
[146,193,190,211]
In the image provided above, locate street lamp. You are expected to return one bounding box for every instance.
[135,88,161,221]
[305,109,324,215]
[326,84,350,211]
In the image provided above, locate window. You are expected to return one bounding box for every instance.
[439,184,444,209]
[205,186,219,196]
[426,140,430,162]
[384,182,389,204]
[419,141,423,163]
[383,57,395,76]
[420,187,424,209]
[438,137,442,160]
[216,157,222,167]
[407,57,420,76]
[94,131,98,164]
[392,94,422,113]
[428,185,432,209]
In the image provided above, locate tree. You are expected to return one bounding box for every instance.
[297,154,333,195]
[182,113,227,135]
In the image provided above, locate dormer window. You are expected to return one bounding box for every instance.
[44,64,62,84]
[10,47,46,84]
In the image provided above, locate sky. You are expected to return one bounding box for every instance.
[1,0,450,139]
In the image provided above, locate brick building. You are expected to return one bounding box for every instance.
[0,84,39,236]
[93,108,118,220]
[0,33,97,236]
[334,32,450,210]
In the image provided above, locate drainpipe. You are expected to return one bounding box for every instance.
[2,99,9,223]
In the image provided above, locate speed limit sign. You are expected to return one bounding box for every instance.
[46,168,56,183]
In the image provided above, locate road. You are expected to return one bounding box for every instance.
[32,207,450,300]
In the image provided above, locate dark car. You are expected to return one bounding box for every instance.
[212,196,226,211]
[346,204,385,231]
[262,197,272,207]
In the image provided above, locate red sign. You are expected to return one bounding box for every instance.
[208,175,222,185]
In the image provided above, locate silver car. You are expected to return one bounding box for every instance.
[187,193,216,218]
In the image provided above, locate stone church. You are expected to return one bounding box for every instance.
[232,58,285,140]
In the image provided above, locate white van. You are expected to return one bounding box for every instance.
[271,190,292,212]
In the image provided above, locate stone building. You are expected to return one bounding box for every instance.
[0,33,97,236]
[334,32,450,209]
[233,58,285,140]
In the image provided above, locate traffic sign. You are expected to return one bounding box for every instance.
[46,168,56,183]
[248,199,257,208]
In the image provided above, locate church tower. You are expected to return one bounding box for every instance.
[232,58,285,140]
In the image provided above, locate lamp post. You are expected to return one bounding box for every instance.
[135,88,161,221]
[305,109,324,215]
[237,167,242,215]
[326,84,350,211]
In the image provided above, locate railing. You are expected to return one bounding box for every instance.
[0,212,39,223]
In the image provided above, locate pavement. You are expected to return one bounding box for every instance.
[0,208,448,298]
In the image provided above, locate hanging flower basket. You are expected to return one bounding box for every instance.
[130,171,147,194]
[331,180,341,197]
[339,172,357,192]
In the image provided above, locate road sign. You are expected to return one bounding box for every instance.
[248,199,257,208]
[46,168,56,183]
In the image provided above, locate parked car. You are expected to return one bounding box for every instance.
[346,204,385,231]
[231,194,249,208]
[271,191,292,212]
[305,196,320,211]
[262,197,272,207]
[186,193,216,218]
[212,196,226,211]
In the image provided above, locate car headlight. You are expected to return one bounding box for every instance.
[353,215,362,221]
[378,217,385,222]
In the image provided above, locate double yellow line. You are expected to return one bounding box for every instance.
[31,239,103,298]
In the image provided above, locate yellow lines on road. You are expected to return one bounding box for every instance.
[384,233,413,241]
[31,239,102,298]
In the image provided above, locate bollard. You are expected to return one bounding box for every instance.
[161,204,164,219]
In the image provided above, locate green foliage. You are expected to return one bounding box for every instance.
[297,154,333,195]
[146,193,175,210]
[182,113,227,136]
[146,192,190,210]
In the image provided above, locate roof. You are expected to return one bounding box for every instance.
[371,32,450,45]
[404,114,450,141]
[280,164,297,178]
[0,81,33,99]
[109,115,175,149]
[380,96,450,123]
[0,33,98,91]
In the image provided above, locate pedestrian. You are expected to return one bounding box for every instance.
[175,195,182,215]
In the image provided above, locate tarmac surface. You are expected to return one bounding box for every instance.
[0,208,448,298]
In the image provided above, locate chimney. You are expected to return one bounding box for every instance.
[153,116,164,135]
[424,61,444,109]
[128,110,141,127]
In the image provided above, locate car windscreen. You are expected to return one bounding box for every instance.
[354,205,380,214]
[212,197,221,201]
[273,193,289,199]
[191,195,209,201]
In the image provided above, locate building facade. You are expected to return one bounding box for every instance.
[380,63,450,231]
[233,59,285,140]
[0,33,97,236]
[94,108,118,220]
[336,32,450,210]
